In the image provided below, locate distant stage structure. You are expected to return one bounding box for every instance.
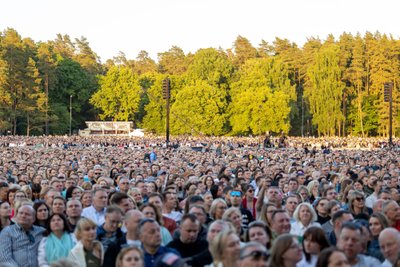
[79,121,144,137]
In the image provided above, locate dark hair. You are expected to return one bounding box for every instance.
[65,186,79,200]
[184,195,204,214]
[302,226,330,262]
[332,210,352,223]
[33,201,50,226]
[180,213,199,224]
[44,213,71,236]
[246,220,272,249]
[316,247,345,267]
[271,209,288,222]
[110,192,130,205]
[148,192,164,202]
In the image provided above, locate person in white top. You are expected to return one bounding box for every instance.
[290,202,321,237]
[81,189,108,226]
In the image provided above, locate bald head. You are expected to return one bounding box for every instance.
[379,228,400,264]
[124,210,144,237]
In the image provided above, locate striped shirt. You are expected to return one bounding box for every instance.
[0,223,45,267]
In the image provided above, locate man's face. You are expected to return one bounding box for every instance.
[125,211,144,234]
[0,186,9,201]
[66,200,82,218]
[118,179,130,192]
[140,221,162,248]
[180,219,200,244]
[104,212,123,233]
[16,205,35,229]
[326,189,338,200]
[230,191,242,207]
[118,198,134,213]
[288,181,298,191]
[165,193,177,209]
[266,188,282,203]
[93,191,108,209]
[337,228,362,262]
[189,207,207,225]
[239,247,269,267]
[285,197,298,213]
[52,181,63,192]
[385,202,400,223]
[271,212,291,235]
[368,176,378,187]
[379,233,400,264]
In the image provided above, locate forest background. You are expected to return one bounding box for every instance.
[0,28,398,137]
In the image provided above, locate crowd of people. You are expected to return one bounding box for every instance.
[0,135,399,267]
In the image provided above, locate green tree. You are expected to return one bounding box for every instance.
[305,43,345,136]
[171,80,228,135]
[158,46,188,75]
[229,58,295,135]
[90,66,141,121]
[232,35,258,67]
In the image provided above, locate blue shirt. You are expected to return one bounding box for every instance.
[0,223,45,267]
[142,245,180,267]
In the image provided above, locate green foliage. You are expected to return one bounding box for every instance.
[171,80,228,135]
[0,28,399,136]
[90,66,141,121]
[230,58,295,135]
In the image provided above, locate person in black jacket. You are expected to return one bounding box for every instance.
[166,214,208,258]
[102,209,144,267]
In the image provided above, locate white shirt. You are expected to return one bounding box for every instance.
[365,193,378,209]
[290,221,321,237]
[81,206,106,226]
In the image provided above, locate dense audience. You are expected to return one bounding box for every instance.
[0,135,399,267]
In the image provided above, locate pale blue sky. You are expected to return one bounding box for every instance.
[1,0,398,62]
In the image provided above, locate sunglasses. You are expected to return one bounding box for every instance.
[355,197,364,202]
[230,191,241,197]
[241,250,269,260]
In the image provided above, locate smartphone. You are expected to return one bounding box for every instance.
[83,175,89,182]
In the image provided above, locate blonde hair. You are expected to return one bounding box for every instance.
[210,229,238,264]
[116,246,144,267]
[75,217,97,241]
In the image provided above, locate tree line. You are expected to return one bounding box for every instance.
[0,28,398,136]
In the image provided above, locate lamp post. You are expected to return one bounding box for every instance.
[69,95,72,136]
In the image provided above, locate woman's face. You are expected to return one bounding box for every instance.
[205,177,214,186]
[37,204,49,221]
[142,206,156,220]
[369,217,383,237]
[72,188,82,199]
[131,191,143,203]
[204,194,213,206]
[215,203,227,219]
[282,238,303,263]
[327,251,350,267]
[299,189,308,201]
[121,249,143,267]
[0,202,11,218]
[82,193,92,207]
[223,234,241,261]
[8,192,15,205]
[248,226,269,247]
[303,236,321,255]
[353,195,364,209]
[299,205,312,225]
[80,224,97,242]
[312,183,319,195]
[52,199,66,214]
[229,212,242,230]
[50,214,65,232]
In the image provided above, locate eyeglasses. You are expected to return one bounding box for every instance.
[230,191,241,197]
[247,189,254,193]
[355,197,364,202]
[241,250,269,260]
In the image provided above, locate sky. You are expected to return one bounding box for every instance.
[1,0,399,63]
